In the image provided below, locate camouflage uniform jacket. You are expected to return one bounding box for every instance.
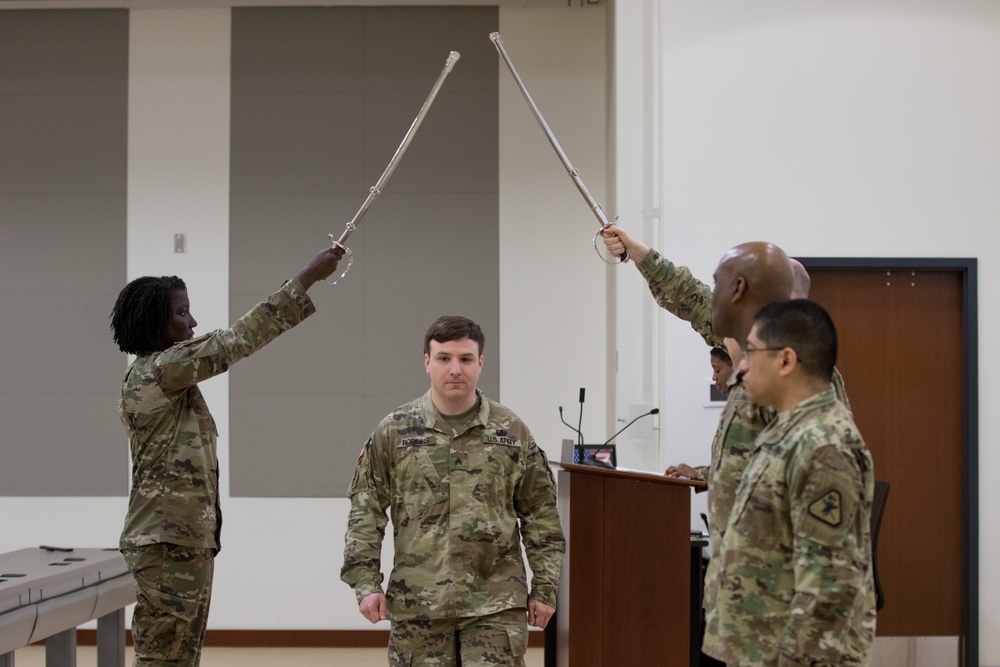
[703,388,876,667]
[636,250,851,613]
[341,388,565,621]
[637,250,772,609]
[118,279,316,552]
[636,249,723,350]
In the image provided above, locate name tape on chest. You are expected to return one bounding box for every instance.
[400,436,434,446]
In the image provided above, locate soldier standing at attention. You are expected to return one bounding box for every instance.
[341,315,565,667]
[705,299,875,666]
[109,244,345,666]
[601,228,793,628]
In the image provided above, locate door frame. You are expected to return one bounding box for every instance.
[798,257,978,667]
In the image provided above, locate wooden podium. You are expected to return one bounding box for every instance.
[556,463,704,667]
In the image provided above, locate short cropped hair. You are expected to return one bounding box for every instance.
[110,276,187,354]
[423,316,485,356]
[752,299,837,382]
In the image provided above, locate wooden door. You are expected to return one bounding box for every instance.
[806,266,967,638]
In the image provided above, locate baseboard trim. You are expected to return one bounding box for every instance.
[74,629,545,648]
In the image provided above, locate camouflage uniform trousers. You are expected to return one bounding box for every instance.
[122,544,215,667]
[388,608,528,667]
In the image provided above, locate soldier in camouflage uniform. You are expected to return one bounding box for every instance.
[110,245,344,666]
[601,226,791,614]
[602,227,852,665]
[710,346,736,398]
[341,316,565,667]
[704,299,875,666]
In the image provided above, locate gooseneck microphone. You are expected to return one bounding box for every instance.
[558,406,584,445]
[576,388,586,446]
[582,407,660,469]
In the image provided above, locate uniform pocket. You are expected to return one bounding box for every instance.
[130,586,198,660]
[387,646,413,667]
[505,621,528,659]
[395,441,447,521]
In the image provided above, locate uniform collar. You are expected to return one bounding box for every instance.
[758,386,837,445]
[419,387,490,433]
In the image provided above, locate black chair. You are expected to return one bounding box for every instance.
[871,480,890,611]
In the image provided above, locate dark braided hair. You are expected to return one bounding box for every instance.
[110,276,187,354]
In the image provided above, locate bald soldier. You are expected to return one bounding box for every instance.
[602,226,791,603]
[706,299,875,666]
[601,226,852,664]
[341,316,564,667]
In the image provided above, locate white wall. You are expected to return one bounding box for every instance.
[497,7,611,461]
[0,2,611,634]
[611,0,1000,662]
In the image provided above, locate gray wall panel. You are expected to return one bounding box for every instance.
[0,395,127,496]
[0,94,127,193]
[0,9,128,94]
[362,91,498,193]
[363,7,500,93]
[0,10,128,497]
[229,193,369,296]
[360,293,499,399]
[230,395,367,498]
[0,194,126,294]
[229,92,367,194]
[361,192,499,295]
[1,293,124,397]
[230,6,498,498]
[229,292,366,397]
[231,7,365,94]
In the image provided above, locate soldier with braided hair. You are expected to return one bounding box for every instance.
[109,244,344,666]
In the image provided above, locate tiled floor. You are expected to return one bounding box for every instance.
[11,645,546,666]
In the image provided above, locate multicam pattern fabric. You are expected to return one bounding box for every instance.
[701,383,775,608]
[122,544,214,666]
[118,279,315,552]
[703,388,876,666]
[635,250,852,616]
[341,389,565,622]
[388,608,528,667]
[637,250,772,611]
[636,249,724,350]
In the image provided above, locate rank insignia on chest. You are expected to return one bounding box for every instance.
[809,489,843,527]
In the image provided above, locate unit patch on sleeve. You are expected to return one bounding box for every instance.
[808,489,842,527]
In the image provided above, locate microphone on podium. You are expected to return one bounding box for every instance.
[582,407,660,469]
[576,387,585,446]
[558,406,584,446]
[558,388,587,447]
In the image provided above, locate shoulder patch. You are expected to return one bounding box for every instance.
[808,489,843,527]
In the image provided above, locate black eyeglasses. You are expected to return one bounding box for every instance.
[744,345,787,359]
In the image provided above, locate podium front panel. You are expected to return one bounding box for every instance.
[558,465,693,667]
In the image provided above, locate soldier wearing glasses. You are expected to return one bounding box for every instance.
[601,228,853,665]
[704,299,875,666]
